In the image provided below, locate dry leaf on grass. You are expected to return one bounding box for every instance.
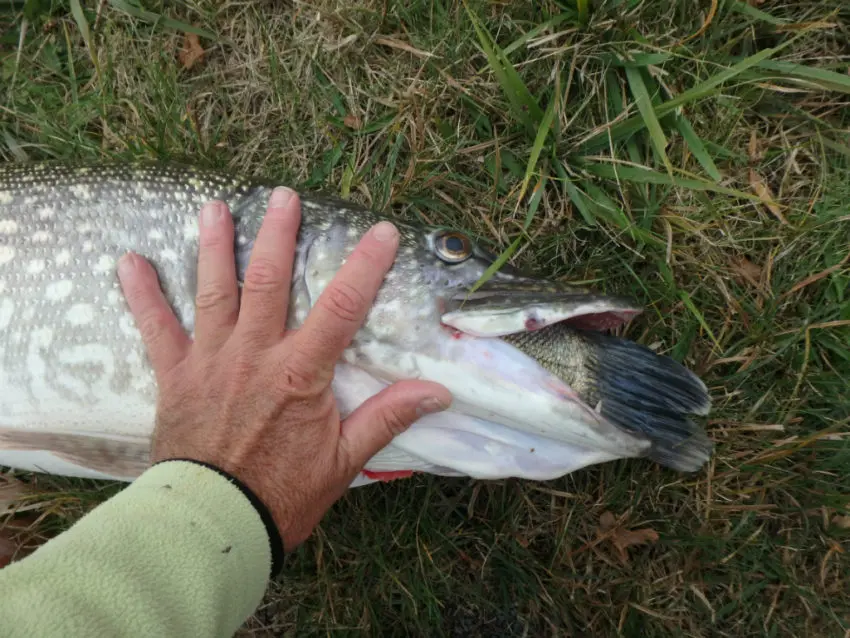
[731,256,763,290]
[0,474,39,516]
[831,515,850,529]
[178,32,205,70]
[747,130,761,163]
[599,511,660,563]
[343,113,362,130]
[0,534,16,569]
[749,169,788,224]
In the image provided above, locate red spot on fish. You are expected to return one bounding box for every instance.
[525,316,543,331]
[362,470,414,482]
[441,323,465,339]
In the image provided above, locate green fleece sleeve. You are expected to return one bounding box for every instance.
[0,460,273,637]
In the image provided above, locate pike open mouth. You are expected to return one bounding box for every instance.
[439,281,642,337]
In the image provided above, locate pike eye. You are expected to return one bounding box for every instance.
[435,231,472,264]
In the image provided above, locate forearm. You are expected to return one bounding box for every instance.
[0,461,275,638]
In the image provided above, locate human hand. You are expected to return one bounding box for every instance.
[116,187,452,551]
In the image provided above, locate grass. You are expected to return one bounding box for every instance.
[2,0,850,635]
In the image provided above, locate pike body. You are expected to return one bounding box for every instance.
[0,162,712,486]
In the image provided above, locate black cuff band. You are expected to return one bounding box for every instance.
[153,458,284,580]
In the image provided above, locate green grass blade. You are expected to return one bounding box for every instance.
[755,59,850,94]
[674,114,722,182]
[556,160,597,226]
[107,0,219,40]
[469,67,559,292]
[69,0,91,50]
[503,13,573,56]
[470,174,548,293]
[583,180,663,247]
[820,136,850,158]
[582,162,760,200]
[462,0,544,136]
[731,0,789,25]
[581,43,791,153]
[625,66,672,174]
[2,130,29,162]
[604,52,672,67]
[678,287,721,351]
[605,71,643,166]
[564,179,598,226]
[575,0,589,24]
[517,85,559,202]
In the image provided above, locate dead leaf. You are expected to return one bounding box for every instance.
[0,535,16,569]
[731,256,763,289]
[178,32,205,70]
[611,527,659,562]
[343,113,361,130]
[598,511,660,563]
[599,511,618,531]
[0,474,37,516]
[831,515,850,529]
[748,131,760,163]
[749,169,788,224]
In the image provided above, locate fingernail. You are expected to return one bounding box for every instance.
[372,221,398,242]
[201,201,224,228]
[117,253,136,278]
[269,186,295,209]
[416,397,448,417]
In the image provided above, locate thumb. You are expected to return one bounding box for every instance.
[339,381,452,470]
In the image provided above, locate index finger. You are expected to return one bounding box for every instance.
[289,221,399,371]
[117,252,191,379]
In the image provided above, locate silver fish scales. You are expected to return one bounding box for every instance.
[0,162,711,486]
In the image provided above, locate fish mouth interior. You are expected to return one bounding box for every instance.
[439,280,642,337]
[550,310,638,332]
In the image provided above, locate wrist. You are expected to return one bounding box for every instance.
[153,458,285,579]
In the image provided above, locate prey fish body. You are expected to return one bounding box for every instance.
[0,162,712,486]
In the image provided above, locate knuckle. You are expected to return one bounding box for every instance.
[194,285,233,313]
[137,308,173,348]
[321,282,365,324]
[243,258,283,294]
[278,362,317,394]
[379,406,412,437]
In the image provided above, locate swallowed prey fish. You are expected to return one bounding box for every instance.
[0,162,712,487]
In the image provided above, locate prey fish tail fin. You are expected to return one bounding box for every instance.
[580,331,713,472]
[503,323,713,472]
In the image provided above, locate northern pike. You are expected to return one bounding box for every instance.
[0,162,712,487]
